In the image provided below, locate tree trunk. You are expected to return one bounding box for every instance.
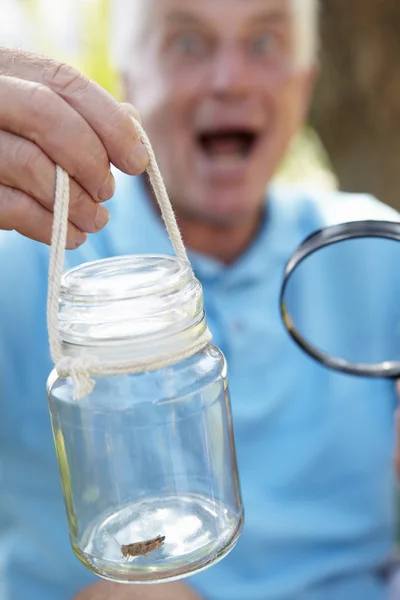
[310,0,400,211]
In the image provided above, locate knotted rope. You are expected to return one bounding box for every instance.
[47,118,212,400]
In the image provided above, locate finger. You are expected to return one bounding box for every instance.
[120,102,142,124]
[0,129,110,233]
[0,184,87,249]
[0,49,149,175]
[0,74,115,203]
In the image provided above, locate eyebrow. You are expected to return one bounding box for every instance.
[165,11,205,27]
[247,10,290,27]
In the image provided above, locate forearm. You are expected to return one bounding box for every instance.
[73,580,203,600]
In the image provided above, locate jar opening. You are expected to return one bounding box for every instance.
[58,255,207,357]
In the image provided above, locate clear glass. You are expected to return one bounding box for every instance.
[47,255,243,583]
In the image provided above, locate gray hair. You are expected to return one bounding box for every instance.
[292,0,319,70]
[110,0,319,73]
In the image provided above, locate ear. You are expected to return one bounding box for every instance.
[299,65,318,120]
[305,64,318,103]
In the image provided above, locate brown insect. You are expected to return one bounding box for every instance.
[118,535,166,560]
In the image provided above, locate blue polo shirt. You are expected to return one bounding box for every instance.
[0,172,399,600]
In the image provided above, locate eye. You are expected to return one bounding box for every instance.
[173,32,207,57]
[248,32,278,58]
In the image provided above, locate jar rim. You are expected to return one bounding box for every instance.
[58,254,207,355]
[61,254,192,302]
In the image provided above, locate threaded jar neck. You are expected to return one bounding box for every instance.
[58,255,208,362]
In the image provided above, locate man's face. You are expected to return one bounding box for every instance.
[126,0,314,224]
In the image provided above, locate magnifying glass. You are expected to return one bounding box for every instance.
[280,220,400,378]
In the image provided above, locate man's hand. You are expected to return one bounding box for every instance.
[73,580,202,600]
[0,47,149,248]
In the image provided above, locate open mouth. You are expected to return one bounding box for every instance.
[197,129,259,160]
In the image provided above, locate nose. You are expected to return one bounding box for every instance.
[209,45,253,99]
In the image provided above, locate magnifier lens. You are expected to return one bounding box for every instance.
[280,222,400,377]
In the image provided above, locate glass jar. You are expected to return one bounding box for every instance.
[47,254,243,583]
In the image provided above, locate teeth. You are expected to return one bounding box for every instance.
[214,152,244,165]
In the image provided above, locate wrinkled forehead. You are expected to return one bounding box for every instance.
[141,0,291,23]
[111,0,295,63]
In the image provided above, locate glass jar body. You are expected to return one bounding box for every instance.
[47,344,243,583]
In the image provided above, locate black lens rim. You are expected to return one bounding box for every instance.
[280,220,400,378]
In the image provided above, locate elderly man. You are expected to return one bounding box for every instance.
[1,1,400,600]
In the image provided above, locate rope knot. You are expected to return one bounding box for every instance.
[56,355,100,400]
[48,118,204,401]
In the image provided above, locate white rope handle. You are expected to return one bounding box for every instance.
[47,165,70,364]
[47,118,211,400]
[134,119,188,263]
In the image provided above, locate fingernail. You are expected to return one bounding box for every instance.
[126,140,149,174]
[121,102,142,124]
[71,232,88,249]
[98,172,116,202]
[95,205,110,231]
